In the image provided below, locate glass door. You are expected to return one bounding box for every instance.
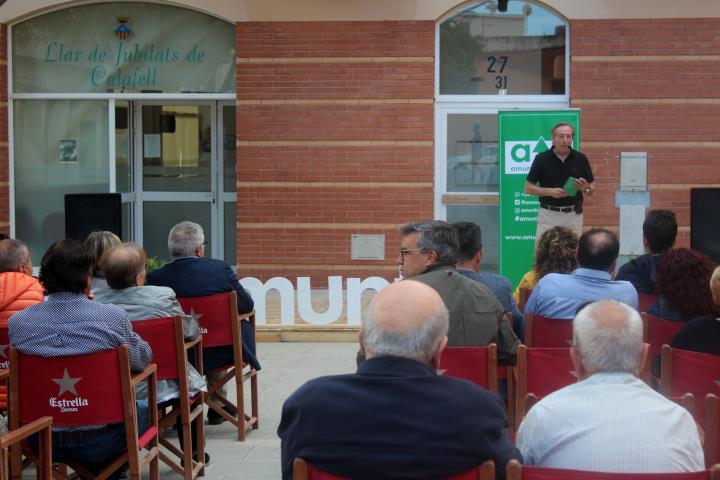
[118,101,235,263]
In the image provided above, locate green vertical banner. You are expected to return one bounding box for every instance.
[498,109,581,288]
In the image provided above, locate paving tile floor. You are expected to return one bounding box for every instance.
[19,342,358,480]
[162,342,358,480]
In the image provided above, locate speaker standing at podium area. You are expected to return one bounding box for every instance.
[524,122,594,242]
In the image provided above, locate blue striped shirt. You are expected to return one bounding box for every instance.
[517,372,704,472]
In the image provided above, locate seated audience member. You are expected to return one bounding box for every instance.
[0,239,43,409]
[279,280,520,480]
[617,209,677,293]
[646,248,716,321]
[94,242,208,463]
[93,243,206,402]
[517,300,704,472]
[147,221,258,425]
[663,266,720,359]
[85,230,121,289]
[9,239,152,473]
[397,221,519,364]
[513,226,578,304]
[453,221,523,335]
[525,228,638,319]
[0,239,43,324]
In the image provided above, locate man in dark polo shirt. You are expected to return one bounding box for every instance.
[525,122,594,241]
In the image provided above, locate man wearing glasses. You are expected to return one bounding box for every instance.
[397,221,519,365]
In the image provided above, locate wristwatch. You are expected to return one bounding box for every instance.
[584,188,591,194]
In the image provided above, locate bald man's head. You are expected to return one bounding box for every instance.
[361,280,449,365]
[100,243,147,289]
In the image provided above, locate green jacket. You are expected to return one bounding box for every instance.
[411,264,519,365]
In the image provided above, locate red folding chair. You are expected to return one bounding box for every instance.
[131,316,205,479]
[506,459,720,479]
[8,346,159,480]
[292,458,495,480]
[514,345,576,424]
[178,291,259,441]
[660,346,720,425]
[642,313,686,361]
[439,344,498,393]
[637,293,659,313]
[523,313,574,348]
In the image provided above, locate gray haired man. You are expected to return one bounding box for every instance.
[397,220,519,365]
[517,300,704,473]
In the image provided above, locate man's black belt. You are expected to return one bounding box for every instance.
[540,204,576,213]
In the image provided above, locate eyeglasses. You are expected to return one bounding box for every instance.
[400,248,424,261]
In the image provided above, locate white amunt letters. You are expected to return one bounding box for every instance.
[239,276,392,325]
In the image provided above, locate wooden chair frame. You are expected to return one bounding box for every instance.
[179,292,259,441]
[132,316,205,479]
[0,416,52,480]
[507,459,720,479]
[292,458,495,480]
[706,394,719,468]
[9,346,159,480]
[518,288,532,313]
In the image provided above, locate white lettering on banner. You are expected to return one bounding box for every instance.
[239,276,391,325]
[49,396,89,413]
[504,138,553,175]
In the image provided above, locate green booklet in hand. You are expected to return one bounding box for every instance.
[563,177,579,196]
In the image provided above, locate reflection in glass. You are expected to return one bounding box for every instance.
[447,204,500,273]
[440,0,566,95]
[142,105,211,192]
[223,106,236,193]
[143,202,211,261]
[14,99,109,261]
[447,114,498,193]
[224,202,236,266]
[115,100,131,192]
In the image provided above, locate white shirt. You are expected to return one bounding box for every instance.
[517,372,704,473]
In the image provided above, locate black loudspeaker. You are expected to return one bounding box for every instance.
[690,188,720,264]
[65,193,122,241]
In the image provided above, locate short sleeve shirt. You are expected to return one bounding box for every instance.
[526,148,594,207]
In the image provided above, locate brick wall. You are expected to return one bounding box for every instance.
[235,21,435,282]
[0,24,8,232]
[570,18,720,246]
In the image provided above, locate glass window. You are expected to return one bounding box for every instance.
[447,113,498,193]
[14,100,109,261]
[12,2,235,93]
[141,105,212,192]
[142,201,211,262]
[447,205,500,273]
[439,1,566,95]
